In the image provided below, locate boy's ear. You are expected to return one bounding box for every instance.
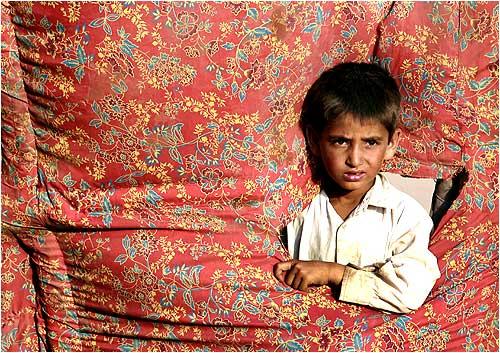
[384,128,401,160]
[306,127,320,156]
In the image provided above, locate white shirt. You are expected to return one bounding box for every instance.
[287,174,441,313]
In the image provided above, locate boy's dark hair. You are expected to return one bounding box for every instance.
[299,62,401,185]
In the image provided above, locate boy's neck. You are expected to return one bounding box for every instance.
[328,194,364,220]
[323,179,375,220]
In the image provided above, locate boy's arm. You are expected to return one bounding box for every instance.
[339,212,440,313]
[274,260,345,292]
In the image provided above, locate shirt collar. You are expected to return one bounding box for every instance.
[360,174,397,210]
[320,174,397,217]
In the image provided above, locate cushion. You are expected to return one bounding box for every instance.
[2,1,498,351]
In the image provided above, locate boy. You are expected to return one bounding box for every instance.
[274,62,440,314]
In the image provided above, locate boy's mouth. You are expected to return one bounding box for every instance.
[343,171,366,182]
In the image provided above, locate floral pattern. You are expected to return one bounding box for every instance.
[1,1,498,352]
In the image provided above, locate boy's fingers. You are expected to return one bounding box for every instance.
[292,275,303,291]
[299,280,310,292]
[285,264,299,287]
[293,269,309,291]
[273,261,292,282]
[275,271,285,283]
[275,261,293,272]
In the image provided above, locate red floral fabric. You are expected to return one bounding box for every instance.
[1,1,498,351]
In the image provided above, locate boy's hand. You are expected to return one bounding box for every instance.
[273,260,346,292]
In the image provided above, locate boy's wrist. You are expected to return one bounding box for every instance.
[329,263,346,286]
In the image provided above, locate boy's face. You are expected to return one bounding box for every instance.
[309,114,400,198]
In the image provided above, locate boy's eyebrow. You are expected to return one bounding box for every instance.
[327,135,350,141]
[326,134,385,141]
[361,136,384,141]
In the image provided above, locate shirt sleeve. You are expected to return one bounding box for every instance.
[339,203,441,313]
[286,211,304,259]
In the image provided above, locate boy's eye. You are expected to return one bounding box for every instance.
[330,138,348,146]
[366,139,379,146]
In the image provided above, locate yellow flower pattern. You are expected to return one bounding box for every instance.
[1,1,498,351]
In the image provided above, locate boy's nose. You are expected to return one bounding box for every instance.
[346,146,362,167]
